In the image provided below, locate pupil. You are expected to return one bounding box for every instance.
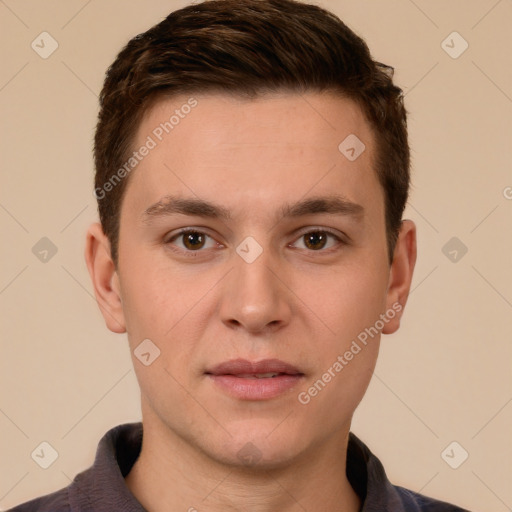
[184,232,205,250]
[305,232,326,250]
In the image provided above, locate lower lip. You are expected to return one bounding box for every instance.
[207,374,303,400]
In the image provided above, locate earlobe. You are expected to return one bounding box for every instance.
[382,220,417,335]
[84,223,126,334]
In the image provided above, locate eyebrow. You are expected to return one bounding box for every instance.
[281,196,364,219]
[142,196,231,222]
[141,194,364,223]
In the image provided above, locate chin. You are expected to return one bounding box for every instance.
[210,419,307,470]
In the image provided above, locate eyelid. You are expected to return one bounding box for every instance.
[292,226,347,242]
[165,227,216,241]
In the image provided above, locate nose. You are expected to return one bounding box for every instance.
[219,247,292,334]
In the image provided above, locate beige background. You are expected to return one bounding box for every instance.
[1,1,511,510]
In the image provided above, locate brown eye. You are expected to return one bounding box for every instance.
[290,230,342,252]
[166,229,219,254]
[182,231,206,250]
[303,231,328,250]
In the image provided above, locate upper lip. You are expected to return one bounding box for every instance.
[206,358,303,376]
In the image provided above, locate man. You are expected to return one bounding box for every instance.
[10,0,470,510]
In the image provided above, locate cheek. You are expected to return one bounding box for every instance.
[317,358,376,426]
[118,261,199,414]
[294,333,379,444]
[116,241,181,351]
[120,270,168,337]
[117,248,218,360]
[293,265,384,424]
[292,258,389,342]
[288,255,388,415]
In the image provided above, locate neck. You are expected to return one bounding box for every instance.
[125,414,361,512]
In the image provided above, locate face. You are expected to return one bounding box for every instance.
[88,91,415,468]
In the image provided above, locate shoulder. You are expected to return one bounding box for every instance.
[7,487,70,512]
[347,432,471,512]
[6,423,144,512]
[394,484,472,512]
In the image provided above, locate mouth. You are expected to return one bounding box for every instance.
[205,358,303,377]
[232,372,287,379]
[205,358,304,400]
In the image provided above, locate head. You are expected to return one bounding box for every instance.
[87,0,416,469]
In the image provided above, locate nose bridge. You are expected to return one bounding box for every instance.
[220,240,291,332]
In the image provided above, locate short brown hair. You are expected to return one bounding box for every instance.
[94,0,409,264]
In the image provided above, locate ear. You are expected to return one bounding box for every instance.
[84,223,126,333]
[382,219,417,335]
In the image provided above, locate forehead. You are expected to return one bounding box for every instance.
[124,91,381,219]
[139,91,372,160]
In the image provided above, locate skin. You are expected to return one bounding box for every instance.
[85,91,416,512]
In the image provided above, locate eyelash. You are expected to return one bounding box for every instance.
[165,228,345,257]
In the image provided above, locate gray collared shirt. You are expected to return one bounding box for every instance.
[8,423,471,511]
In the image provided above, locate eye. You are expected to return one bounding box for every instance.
[167,230,218,251]
[291,230,341,251]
